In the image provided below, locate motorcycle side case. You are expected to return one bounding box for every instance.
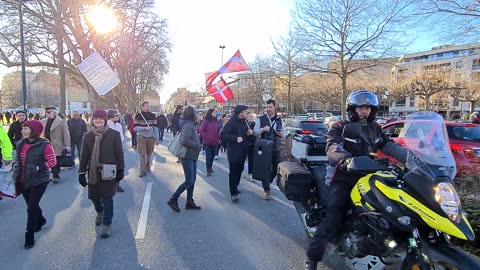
[277,161,312,201]
[252,139,274,181]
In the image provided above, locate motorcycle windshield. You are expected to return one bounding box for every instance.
[402,111,457,180]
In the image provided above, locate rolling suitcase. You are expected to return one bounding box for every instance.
[252,139,274,181]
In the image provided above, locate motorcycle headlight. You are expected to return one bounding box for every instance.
[434,182,461,223]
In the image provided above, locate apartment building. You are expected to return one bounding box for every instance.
[391,43,480,116]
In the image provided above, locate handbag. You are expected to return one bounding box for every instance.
[0,168,16,198]
[101,164,117,181]
[168,132,187,158]
[60,149,75,168]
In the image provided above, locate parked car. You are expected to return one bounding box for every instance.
[380,120,480,177]
[376,117,396,126]
[286,119,328,136]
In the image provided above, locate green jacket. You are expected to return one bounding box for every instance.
[0,127,13,161]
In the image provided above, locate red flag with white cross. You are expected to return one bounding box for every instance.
[207,78,234,103]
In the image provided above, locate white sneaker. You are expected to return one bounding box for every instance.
[214,156,219,160]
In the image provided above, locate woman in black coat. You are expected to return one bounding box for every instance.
[78,109,125,239]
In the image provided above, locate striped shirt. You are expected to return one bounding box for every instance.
[19,142,57,182]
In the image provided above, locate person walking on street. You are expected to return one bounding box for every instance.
[107,109,126,193]
[78,109,125,239]
[0,112,3,124]
[253,99,285,200]
[199,109,220,177]
[171,105,183,137]
[167,106,203,212]
[220,105,253,203]
[12,120,57,249]
[67,111,87,160]
[134,102,159,177]
[128,113,137,149]
[7,110,28,149]
[41,106,71,184]
[5,111,11,124]
[245,111,256,182]
[0,124,13,168]
[157,113,168,142]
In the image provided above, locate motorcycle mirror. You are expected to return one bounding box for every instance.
[343,123,363,139]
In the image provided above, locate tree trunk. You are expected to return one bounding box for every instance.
[55,0,67,114]
[341,73,347,120]
[425,95,431,111]
[470,100,476,114]
[287,80,292,115]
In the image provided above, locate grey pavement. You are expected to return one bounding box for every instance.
[0,133,330,270]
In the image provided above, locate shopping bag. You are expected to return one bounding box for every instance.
[60,149,75,168]
[0,168,16,198]
[167,132,187,158]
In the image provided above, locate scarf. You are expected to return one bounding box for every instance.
[89,125,109,185]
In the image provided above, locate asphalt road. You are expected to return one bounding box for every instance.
[0,132,331,270]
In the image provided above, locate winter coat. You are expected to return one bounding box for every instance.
[220,114,252,164]
[327,120,407,184]
[128,117,136,135]
[199,119,220,146]
[79,128,125,200]
[67,118,87,143]
[157,115,168,129]
[13,138,56,192]
[7,120,26,149]
[171,112,182,132]
[42,116,71,156]
[0,126,13,161]
[180,120,202,160]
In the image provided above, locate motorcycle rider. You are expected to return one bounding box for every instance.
[305,90,408,269]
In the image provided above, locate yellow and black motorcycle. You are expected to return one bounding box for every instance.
[279,111,480,269]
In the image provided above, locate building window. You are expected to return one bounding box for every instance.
[453,99,459,106]
[396,97,406,107]
[409,96,415,107]
[456,61,464,69]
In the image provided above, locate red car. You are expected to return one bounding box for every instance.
[380,121,480,177]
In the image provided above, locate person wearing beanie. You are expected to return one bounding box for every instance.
[220,105,253,203]
[12,120,57,249]
[78,109,125,239]
[253,99,285,201]
[41,105,71,183]
[7,110,28,149]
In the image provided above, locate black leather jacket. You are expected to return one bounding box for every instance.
[326,120,407,184]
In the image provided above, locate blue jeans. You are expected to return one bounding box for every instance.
[158,128,165,141]
[92,197,114,225]
[204,145,216,170]
[173,159,197,200]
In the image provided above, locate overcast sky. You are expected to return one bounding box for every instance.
[0,0,443,105]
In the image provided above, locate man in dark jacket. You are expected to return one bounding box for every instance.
[253,99,285,200]
[7,110,28,149]
[171,105,183,137]
[305,90,408,270]
[67,111,87,160]
[220,105,253,203]
[156,113,168,142]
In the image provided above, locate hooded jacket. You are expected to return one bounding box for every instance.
[220,114,252,163]
[180,119,202,160]
[199,119,220,146]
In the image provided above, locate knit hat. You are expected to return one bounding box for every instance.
[16,110,27,116]
[92,109,108,121]
[23,120,44,137]
[234,105,249,115]
[45,105,59,112]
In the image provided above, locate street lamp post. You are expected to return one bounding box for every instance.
[19,0,27,110]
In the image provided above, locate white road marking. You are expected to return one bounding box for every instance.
[150,155,156,172]
[135,181,153,240]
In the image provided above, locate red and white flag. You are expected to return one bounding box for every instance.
[207,78,234,103]
[204,49,250,87]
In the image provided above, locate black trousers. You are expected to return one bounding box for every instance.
[247,144,254,174]
[261,150,281,192]
[70,139,83,160]
[22,182,48,232]
[51,155,63,178]
[228,161,244,196]
[306,181,352,262]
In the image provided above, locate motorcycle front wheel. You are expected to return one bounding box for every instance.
[400,260,459,270]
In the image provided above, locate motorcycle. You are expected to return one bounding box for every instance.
[279,111,480,270]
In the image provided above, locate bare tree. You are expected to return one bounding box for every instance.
[450,73,480,113]
[297,73,341,116]
[271,29,306,114]
[294,0,413,119]
[419,0,480,40]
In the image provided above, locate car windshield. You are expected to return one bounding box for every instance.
[403,111,456,180]
[447,126,480,143]
[376,119,388,124]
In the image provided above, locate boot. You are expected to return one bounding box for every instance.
[101,224,112,238]
[305,259,318,270]
[95,212,103,226]
[167,197,181,212]
[264,191,272,201]
[24,231,34,249]
[185,199,201,210]
[34,216,47,232]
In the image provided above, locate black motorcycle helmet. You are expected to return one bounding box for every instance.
[346,90,379,122]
